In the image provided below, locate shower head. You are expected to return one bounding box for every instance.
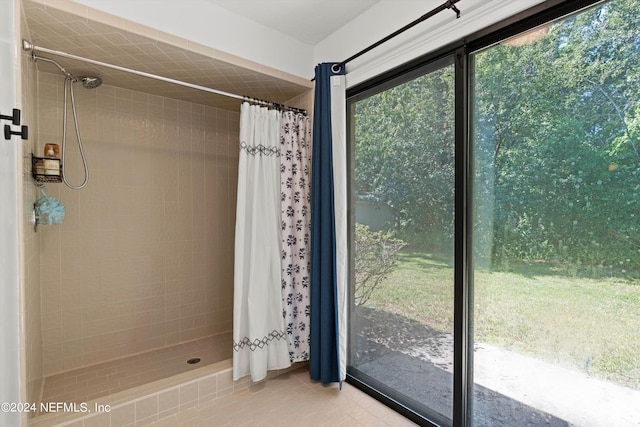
[80,76,102,89]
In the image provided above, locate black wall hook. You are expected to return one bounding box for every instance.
[0,108,21,125]
[4,124,29,141]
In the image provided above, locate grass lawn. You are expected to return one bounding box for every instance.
[363,248,640,390]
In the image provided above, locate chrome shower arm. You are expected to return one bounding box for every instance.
[30,53,76,81]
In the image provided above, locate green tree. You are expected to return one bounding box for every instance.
[473,0,640,272]
[355,0,640,272]
[354,66,455,249]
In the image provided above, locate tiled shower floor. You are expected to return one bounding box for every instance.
[39,332,232,408]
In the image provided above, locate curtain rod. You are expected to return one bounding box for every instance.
[21,40,306,115]
[332,0,462,74]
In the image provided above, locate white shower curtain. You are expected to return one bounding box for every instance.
[280,111,312,363]
[233,102,291,381]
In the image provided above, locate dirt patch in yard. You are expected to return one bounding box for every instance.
[352,306,570,426]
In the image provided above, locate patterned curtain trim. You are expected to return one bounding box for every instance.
[240,141,281,156]
[233,330,287,352]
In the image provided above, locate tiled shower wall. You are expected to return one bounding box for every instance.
[20,5,43,409]
[36,72,238,376]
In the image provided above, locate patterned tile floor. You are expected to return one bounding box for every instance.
[39,333,232,408]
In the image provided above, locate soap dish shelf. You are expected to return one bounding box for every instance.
[32,154,62,184]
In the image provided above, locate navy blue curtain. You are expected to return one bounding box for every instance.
[310,63,345,384]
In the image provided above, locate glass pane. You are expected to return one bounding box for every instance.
[349,58,455,423]
[472,1,640,425]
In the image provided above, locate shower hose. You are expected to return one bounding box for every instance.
[61,75,90,190]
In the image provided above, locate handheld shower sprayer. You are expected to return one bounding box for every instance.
[23,39,101,190]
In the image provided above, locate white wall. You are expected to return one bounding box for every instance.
[71,0,315,79]
[0,0,23,425]
[313,0,547,88]
[71,0,548,85]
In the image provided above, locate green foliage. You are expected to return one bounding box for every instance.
[354,0,640,273]
[354,65,455,237]
[354,224,406,306]
[473,0,640,272]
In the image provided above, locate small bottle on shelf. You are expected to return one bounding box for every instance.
[44,143,60,158]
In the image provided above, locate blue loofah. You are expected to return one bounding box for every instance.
[35,188,65,225]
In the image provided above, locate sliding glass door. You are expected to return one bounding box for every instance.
[347,1,639,426]
[471,1,640,425]
[348,55,456,424]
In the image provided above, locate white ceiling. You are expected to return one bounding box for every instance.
[206,0,381,45]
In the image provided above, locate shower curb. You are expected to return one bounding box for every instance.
[28,361,307,427]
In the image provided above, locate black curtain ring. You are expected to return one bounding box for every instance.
[331,63,342,74]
